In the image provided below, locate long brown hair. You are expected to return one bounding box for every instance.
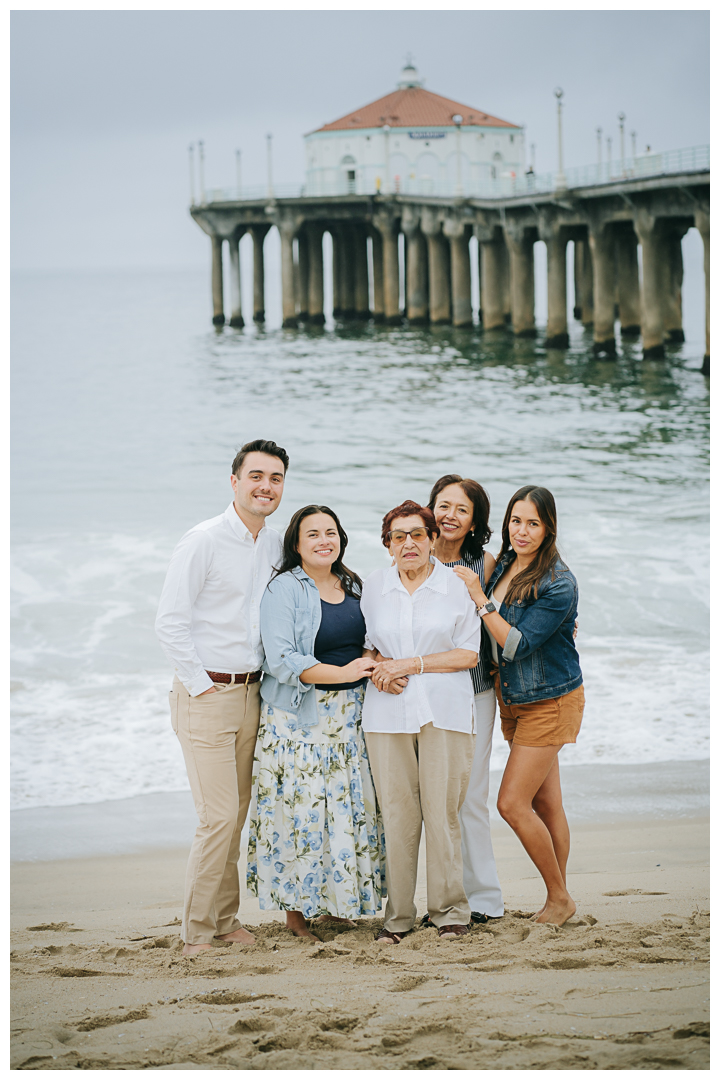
[427,474,492,559]
[272,505,362,598]
[498,486,565,604]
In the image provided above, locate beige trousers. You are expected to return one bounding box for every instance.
[365,723,474,932]
[170,676,260,944]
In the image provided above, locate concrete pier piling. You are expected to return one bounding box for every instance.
[211,235,225,326]
[354,225,371,319]
[695,209,710,374]
[191,154,707,370]
[374,212,401,324]
[589,223,617,355]
[634,209,666,358]
[228,230,244,328]
[297,229,310,322]
[445,218,473,328]
[543,222,569,348]
[370,227,385,321]
[615,226,641,336]
[404,214,429,324]
[506,228,535,337]
[576,236,594,327]
[307,223,325,325]
[250,225,269,323]
[422,210,450,325]
[479,233,506,331]
[662,223,687,343]
[279,218,298,329]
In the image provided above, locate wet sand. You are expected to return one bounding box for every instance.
[11,816,709,1070]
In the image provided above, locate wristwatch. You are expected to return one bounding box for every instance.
[477,600,497,617]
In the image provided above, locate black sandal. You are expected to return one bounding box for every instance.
[470,911,489,925]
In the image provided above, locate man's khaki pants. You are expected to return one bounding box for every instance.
[170,676,260,944]
[365,723,474,932]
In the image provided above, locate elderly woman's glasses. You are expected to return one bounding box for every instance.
[388,527,431,546]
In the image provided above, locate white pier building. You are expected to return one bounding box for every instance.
[304,60,525,197]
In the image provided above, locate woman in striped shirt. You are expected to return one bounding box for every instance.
[428,475,504,924]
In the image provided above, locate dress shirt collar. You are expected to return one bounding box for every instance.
[381,556,447,596]
[224,501,267,543]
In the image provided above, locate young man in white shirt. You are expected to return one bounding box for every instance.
[156,439,288,954]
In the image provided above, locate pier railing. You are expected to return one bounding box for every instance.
[201,144,709,205]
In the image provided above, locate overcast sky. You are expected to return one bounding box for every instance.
[11,9,709,271]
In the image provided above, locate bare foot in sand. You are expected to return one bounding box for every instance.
[534,897,576,926]
[531,902,547,921]
[286,911,319,941]
[314,914,357,928]
[182,942,212,956]
[215,926,256,945]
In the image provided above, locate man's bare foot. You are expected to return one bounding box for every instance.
[182,942,212,956]
[286,911,319,941]
[214,926,256,945]
[314,914,357,928]
[534,897,576,926]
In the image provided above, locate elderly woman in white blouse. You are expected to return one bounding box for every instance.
[360,499,481,944]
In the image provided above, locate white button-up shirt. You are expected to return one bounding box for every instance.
[360,558,481,734]
[155,503,283,696]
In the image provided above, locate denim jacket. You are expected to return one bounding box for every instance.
[486,553,582,705]
[259,566,325,729]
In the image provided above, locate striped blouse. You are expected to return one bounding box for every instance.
[442,551,493,695]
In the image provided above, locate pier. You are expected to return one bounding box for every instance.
[190,145,709,373]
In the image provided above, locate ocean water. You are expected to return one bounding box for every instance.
[11,260,709,809]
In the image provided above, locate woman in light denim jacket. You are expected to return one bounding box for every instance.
[247,504,386,940]
[454,485,584,927]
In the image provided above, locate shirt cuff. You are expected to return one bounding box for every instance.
[284,652,321,678]
[184,669,214,696]
[502,626,522,662]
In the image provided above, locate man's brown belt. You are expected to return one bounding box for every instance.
[205,670,261,685]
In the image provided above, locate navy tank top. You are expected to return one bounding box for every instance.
[314,592,367,690]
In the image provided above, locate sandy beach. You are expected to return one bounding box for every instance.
[11,804,709,1070]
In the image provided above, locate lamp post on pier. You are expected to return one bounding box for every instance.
[198,139,205,204]
[235,149,242,199]
[596,127,603,175]
[618,112,626,174]
[631,131,637,160]
[188,144,195,206]
[452,113,463,195]
[266,134,274,198]
[554,87,567,191]
[606,136,612,177]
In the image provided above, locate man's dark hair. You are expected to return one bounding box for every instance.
[231,440,289,477]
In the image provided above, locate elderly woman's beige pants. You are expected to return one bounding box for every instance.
[365,723,474,932]
[170,676,260,944]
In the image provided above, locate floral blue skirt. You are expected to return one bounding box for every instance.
[247,686,386,919]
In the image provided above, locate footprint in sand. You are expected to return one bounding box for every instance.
[389,974,429,992]
[76,1008,149,1032]
[602,890,668,896]
[27,922,84,932]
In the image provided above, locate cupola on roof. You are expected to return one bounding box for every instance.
[312,62,519,133]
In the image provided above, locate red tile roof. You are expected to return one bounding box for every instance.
[312,87,519,133]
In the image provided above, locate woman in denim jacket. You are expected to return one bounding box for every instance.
[247,505,386,940]
[453,485,584,926]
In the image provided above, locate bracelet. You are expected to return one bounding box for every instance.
[415,655,424,675]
